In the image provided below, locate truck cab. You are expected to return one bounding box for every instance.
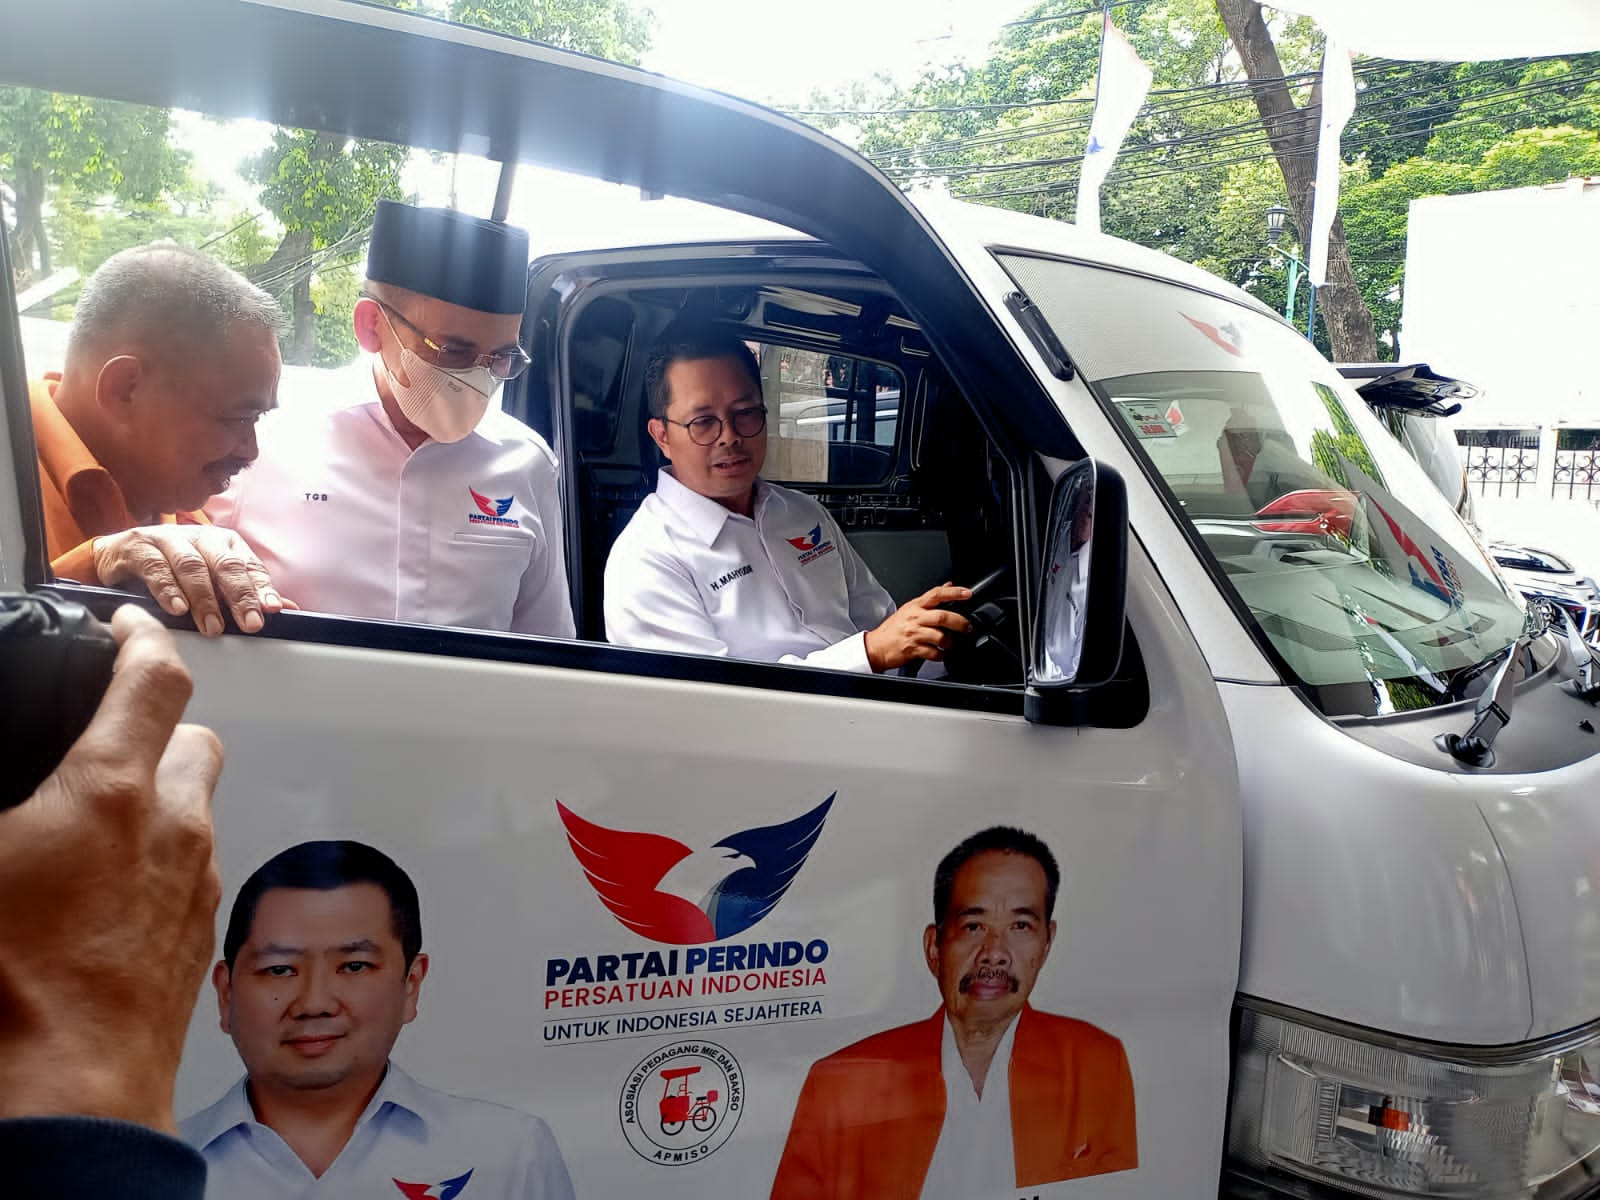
[4,4,1600,1198]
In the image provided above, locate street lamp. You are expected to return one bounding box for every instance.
[1264,204,1316,341]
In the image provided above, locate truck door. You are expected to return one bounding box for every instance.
[0,2,1242,1196]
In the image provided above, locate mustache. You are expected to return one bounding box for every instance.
[210,458,254,477]
[958,965,1019,994]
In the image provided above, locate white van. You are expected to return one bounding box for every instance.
[5,4,1600,1199]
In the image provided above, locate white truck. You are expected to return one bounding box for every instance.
[4,3,1600,1198]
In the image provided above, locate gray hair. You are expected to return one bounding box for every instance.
[67,241,284,365]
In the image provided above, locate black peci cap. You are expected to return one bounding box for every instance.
[365,200,529,315]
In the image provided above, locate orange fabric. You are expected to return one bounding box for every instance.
[771,1006,1137,1200]
[30,375,206,583]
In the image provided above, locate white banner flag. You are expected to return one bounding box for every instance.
[1307,39,1355,287]
[1077,15,1153,233]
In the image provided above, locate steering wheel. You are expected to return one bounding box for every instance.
[898,563,1022,682]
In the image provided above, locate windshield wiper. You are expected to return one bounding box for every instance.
[1552,604,1600,705]
[1435,639,1524,767]
[1437,603,1600,766]
[1435,607,1552,767]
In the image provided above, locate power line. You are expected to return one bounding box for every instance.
[809,53,1584,176]
[779,71,1318,119]
[865,56,1558,166]
[1000,0,1145,29]
[872,65,1600,188]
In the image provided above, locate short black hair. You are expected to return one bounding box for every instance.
[222,840,422,971]
[644,321,762,419]
[932,826,1060,926]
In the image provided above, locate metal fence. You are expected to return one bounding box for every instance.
[1456,428,1541,498]
[1553,429,1600,502]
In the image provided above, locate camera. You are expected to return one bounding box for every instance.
[0,593,117,810]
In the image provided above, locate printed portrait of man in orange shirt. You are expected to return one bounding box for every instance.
[771,825,1137,1200]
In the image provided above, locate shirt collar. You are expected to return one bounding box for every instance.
[31,373,137,533]
[939,1009,1022,1101]
[186,1061,428,1151]
[654,467,766,546]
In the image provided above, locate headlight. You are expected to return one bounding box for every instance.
[1227,1003,1600,1197]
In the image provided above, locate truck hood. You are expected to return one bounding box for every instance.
[1471,735,1600,1039]
[1230,670,1600,1045]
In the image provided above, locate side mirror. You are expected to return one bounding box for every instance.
[1025,459,1128,724]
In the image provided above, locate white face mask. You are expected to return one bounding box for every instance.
[382,343,498,444]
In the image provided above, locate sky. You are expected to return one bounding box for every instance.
[641,0,1030,107]
[170,0,1035,261]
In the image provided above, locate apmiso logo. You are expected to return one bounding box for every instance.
[556,795,833,945]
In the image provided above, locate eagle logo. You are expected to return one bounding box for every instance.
[469,488,514,518]
[393,1168,474,1199]
[787,525,823,552]
[1181,312,1244,357]
[556,795,835,944]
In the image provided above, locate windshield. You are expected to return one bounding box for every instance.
[997,252,1526,718]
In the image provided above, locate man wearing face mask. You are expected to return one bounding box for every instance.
[206,201,574,637]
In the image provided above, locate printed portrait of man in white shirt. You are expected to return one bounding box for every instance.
[182,840,574,1199]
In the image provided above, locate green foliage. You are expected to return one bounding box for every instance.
[0,89,191,282]
[796,3,1600,363]
[310,266,363,368]
[245,132,408,241]
[0,89,186,204]
[448,0,653,63]
[241,0,653,362]
[1310,382,1382,488]
[1473,125,1600,190]
[816,0,1320,251]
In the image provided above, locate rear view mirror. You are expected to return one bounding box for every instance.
[1025,459,1128,723]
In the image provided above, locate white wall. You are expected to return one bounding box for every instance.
[1401,177,1600,431]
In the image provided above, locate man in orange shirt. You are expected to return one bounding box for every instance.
[771,826,1137,1200]
[33,243,286,635]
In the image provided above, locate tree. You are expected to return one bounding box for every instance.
[244,0,653,363]
[450,0,652,62]
[0,89,189,286]
[242,130,409,363]
[1214,0,1378,361]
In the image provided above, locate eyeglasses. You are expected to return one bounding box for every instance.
[663,405,768,446]
[364,294,532,381]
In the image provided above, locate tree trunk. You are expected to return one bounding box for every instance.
[291,274,315,365]
[247,226,315,362]
[1215,0,1378,361]
[13,165,50,284]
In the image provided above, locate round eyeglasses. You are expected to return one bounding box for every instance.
[664,405,768,446]
[365,294,532,381]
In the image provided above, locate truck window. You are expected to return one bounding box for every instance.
[997,250,1526,718]
[7,81,1047,710]
[763,346,901,486]
[544,275,1036,693]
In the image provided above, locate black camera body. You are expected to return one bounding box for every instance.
[0,593,117,810]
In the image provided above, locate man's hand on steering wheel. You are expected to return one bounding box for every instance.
[864,583,973,673]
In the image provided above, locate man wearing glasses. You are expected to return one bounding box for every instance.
[207,201,574,637]
[604,323,969,672]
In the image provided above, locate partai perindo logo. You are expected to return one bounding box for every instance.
[619,1041,745,1164]
[556,795,834,944]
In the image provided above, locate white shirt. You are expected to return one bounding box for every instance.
[208,365,574,637]
[603,470,895,671]
[919,1014,1020,1200]
[181,1062,575,1200]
